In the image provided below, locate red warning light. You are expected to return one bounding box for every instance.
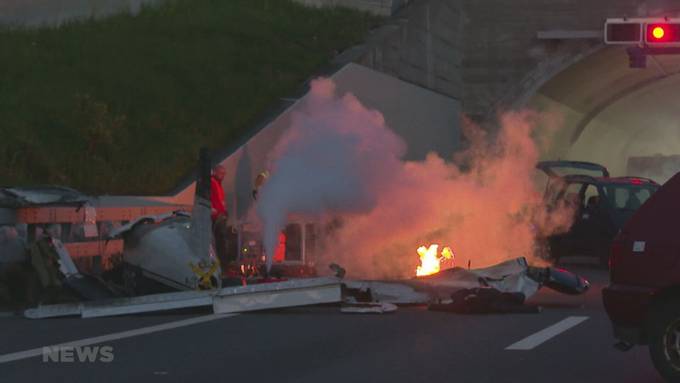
[652,26,665,39]
[646,23,680,44]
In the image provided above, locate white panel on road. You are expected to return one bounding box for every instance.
[505,316,589,351]
[26,277,342,319]
[24,290,217,319]
[213,279,342,314]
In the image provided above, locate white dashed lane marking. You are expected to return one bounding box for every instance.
[505,316,589,350]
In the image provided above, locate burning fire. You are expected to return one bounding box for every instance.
[416,244,454,276]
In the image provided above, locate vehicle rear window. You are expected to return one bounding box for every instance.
[602,184,658,210]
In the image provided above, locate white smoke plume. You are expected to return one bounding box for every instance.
[256,78,573,277]
[256,78,407,271]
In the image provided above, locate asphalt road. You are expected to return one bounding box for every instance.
[0,267,664,383]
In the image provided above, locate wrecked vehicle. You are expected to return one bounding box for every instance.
[0,146,324,315]
[108,211,221,293]
[414,257,589,296]
[5,148,328,318]
[414,257,589,313]
[2,150,591,320]
[340,257,589,315]
[536,160,660,265]
[0,158,208,306]
[107,149,221,293]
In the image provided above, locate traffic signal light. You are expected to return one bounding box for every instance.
[645,23,680,45]
[604,18,680,68]
[605,21,642,44]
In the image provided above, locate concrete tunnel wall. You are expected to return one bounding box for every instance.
[358,0,680,118]
[356,0,680,183]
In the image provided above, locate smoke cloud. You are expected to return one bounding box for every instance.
[256,78,573,277]
[256,78,407,271]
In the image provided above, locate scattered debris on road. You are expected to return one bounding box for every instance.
[413,257,588,314]
[5,151,589,320]
[341,302,398,314]
[21,255,589,319]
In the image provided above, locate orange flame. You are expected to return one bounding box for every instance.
[416,244,454,276]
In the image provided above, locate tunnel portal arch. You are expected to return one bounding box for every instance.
[522,45,680,183]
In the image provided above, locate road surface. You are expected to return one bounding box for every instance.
[0,267,663,382]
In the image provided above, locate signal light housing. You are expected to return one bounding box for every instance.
[605,21,642,44]
[645,23,680,45]
[605,18,680,68]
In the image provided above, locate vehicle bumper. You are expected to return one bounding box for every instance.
[603,284,657,344]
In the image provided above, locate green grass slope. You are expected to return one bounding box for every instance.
[0,0,379,194]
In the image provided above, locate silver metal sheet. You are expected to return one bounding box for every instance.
[216,277,341,296]
[82,295,213,318]
[409,257,541,299]
[340,302,398,314]
[25,278,342,319]
[213,283,341,314]
[343,280,430,304]
[25,290,216,319]
[24,303,84,319]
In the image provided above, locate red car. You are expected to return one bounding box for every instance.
[603,171,680,382]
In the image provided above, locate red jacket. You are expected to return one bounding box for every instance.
[210,176,227,221]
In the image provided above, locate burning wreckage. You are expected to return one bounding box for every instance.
[340,249,589,315]
[0,151,589,319]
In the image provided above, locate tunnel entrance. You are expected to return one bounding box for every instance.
[527,46,680,184]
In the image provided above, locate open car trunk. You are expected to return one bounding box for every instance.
[536,160,610,179]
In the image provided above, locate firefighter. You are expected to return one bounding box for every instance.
[211,164,232,268]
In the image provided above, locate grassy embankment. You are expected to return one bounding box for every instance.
[0,0,380,194]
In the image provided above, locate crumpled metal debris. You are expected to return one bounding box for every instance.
[415,257,589,314]
[0,187,88,208]
[413,257,589,301]
[29,237,116,302]
[343,280,430,305]
[526,266,590,295]
[341,302,398,314]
